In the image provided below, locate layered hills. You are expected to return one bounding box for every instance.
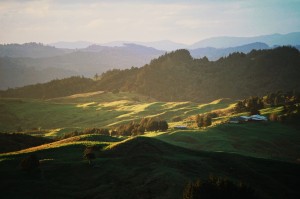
[2,46,299,102]
[0,43,164,90]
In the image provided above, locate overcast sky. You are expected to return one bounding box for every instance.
[1,0,300,44]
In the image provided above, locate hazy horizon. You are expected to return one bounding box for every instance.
[1,0,300,45]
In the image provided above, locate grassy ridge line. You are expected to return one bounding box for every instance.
[154,122,300,162]
[0,134,123,156]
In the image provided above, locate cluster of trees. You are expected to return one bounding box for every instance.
[195,113,218,127]
[1,47,299,102]
[113,117,168,136]
[269,103,300,124]
[234,96,264,115]
[263,91,300,107]
[60,118,168,139]
[233,91,300,124]
[183,176,260,199]
[59,128,109,140]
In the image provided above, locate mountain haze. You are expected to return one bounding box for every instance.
[0,43,72,58]
[190,42,269,60]
[0,43,164,90]
[190,32,300,49]
[46,32,300,51]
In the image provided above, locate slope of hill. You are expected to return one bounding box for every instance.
[0,133,53,153]
[190,32,300,48]
[0,136,299,199]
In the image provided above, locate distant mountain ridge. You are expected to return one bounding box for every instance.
[190,32,300,49]
[0,42,72,58]
[0,43,165,90]
[47,32,300,50]
[190,42,269,60]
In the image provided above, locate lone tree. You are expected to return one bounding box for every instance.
[84,146,96,165]
[20,154,40,173]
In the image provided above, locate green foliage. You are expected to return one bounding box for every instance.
[183,176,259,199]
[59,128,110,140]
[196,114,212,127]
[114,117,168,136]
[234,96,264,114]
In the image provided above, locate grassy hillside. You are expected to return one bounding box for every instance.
[154,122,300,162]
[0,136,299,199]
[1,91,300,198]
[0,92,233,134]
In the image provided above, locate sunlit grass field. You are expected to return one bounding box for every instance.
[0,91,233,136]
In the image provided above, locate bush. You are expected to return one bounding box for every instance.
[269,113,278,122]
[183,176,260,199]
[196,114,212,127]
[20,154,40,173]
[84,147,96,165]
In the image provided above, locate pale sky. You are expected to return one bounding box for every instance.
[1,0,300,44]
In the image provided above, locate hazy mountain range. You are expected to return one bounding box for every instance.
[1,32,300,90]
[50,32,300,50]
[0,43,164,89]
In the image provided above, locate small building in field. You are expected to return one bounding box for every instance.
[228,116,248,124]
[249,114,268,121]
[229,115,267,124]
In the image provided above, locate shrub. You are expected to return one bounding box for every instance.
[269,113,278,122]
[20,154,40,173]
[84,147,96,165]
[196,114,212,127]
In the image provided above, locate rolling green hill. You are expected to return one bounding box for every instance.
[0,136,299,199]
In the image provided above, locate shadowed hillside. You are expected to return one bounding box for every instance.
[0,133,53,153]
[1,136,300,199]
